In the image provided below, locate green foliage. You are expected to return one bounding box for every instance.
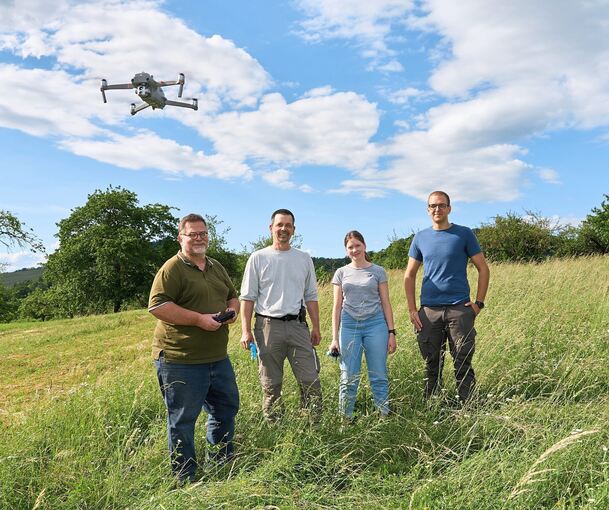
[577,194,609,254]
[0,266,43,287]
[475,211,561,262]
[370,233,413,269]
[43,186,178,315]
[0,210,45,255]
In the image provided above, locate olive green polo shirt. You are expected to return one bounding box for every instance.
[149,252,237,364]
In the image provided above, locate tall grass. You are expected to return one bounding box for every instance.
[1,256,608,509]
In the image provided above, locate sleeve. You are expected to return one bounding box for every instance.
[331,267,343,286]
[465,228,482,257]
[376,265,388,284]
[408,234,423,261]
[148,263,181,310]
[239,253,259,301]
[303,255,318,302]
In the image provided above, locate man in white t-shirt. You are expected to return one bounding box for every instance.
[240,209,322,421]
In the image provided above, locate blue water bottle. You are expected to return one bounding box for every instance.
[249,341,258,361]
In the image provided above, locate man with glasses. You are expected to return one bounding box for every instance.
[404,191,489,403]
[240,209,322,422]
[149,213,240,483]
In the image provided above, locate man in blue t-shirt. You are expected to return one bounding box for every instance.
[404,191,490,402]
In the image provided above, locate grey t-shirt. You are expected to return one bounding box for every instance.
[332,263,387,320]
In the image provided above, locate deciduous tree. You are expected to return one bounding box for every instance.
[44,186,178,314]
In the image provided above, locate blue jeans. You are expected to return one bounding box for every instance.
[155,354,240,480]
[338,310,389,417]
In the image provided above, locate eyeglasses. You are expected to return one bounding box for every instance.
[181,231,209,239]
[428,203,449,210]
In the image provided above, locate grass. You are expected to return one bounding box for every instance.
[1,256,608,509]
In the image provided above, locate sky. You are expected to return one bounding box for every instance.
[1,0,608,271]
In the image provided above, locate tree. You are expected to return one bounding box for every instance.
[370,233,414,269]
[44,186,178,315]
[0,210,45,253]
[577,194,609,254]
[475,212,561,262]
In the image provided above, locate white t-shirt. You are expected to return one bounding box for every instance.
[240,246,318,316]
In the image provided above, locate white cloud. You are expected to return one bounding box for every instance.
[262,169,295,188]
[295,0,414,69]
[198,89,380,172]
[59,131,252,180]
[386,86,426,106]
[538,168,561,185]
[0,251,46,272]
[0,1,270,108]
[344,0,609,202]
[0,65,107,138]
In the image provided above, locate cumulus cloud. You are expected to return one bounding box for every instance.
[295,0,414,70]
[198,89,380,172]
[59,130,252,179]
[344,0,609,202]
[0,251,46,272]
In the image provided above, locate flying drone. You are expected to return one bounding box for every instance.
[100,72,198,115]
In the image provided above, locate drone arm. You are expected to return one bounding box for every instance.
[165,98,198,111]
[158,73,186,97]
[102,83,134,90]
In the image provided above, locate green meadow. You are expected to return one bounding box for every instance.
[1,256,608,509]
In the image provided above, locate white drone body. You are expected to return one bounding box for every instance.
[100,72,198,115]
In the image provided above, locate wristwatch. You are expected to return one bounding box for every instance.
[388,329,397,335]
[474,300,485,309]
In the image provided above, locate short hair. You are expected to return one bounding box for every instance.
[178,213,207,233]
[428,190,451,206]
[271,208,295,224]
[344,230,371,262]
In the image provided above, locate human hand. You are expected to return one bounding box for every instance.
[199,314,223,331]
[328,339,340,355]
[311,328,321,346]
[388,334,397,354]
[240,331,254,350]
[409,310,423,332]
[465,301,480,316]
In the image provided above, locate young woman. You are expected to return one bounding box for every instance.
[329,231,397,418]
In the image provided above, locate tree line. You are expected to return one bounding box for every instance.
[1,188,608,322]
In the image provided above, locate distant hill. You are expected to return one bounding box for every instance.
[0,266,44,287]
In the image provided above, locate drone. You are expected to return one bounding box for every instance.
[100,72,198,115]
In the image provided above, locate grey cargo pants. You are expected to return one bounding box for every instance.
[417,303,477,402]
[254,316,322,420]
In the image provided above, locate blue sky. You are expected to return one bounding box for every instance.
[1,0,608,270]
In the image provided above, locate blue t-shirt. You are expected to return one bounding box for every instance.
[408,224,481,306]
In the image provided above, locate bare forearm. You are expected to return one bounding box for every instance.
[240,300,254,334]
[150,302,204,328]
[404,275,418,312]
[306,301,320,331]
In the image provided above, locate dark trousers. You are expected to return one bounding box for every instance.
[416,304,477,402]
[155,354,240,480]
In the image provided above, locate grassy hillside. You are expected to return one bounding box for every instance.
[1,256,608,509]
[0,266,43,287]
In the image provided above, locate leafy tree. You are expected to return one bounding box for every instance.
[0,210,45,253]
[370,233,414,269]
[577,194,609,254]
[475,212,561,262]
[44,186,178,315]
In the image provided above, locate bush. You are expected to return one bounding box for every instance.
[475,212,560,262]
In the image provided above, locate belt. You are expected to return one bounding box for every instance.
[256,313,299,321]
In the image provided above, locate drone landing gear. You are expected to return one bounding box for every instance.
[131,102,150,116]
